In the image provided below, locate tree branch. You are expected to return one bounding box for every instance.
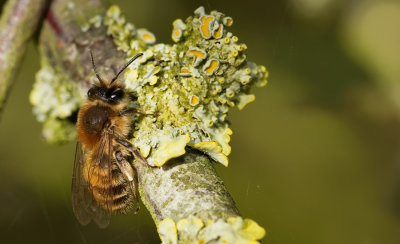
[136,148,239,223]
[0,0,49,113]
[30,0,268,242]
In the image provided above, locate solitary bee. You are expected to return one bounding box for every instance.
[72,51,149,228]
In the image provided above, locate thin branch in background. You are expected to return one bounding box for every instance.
[0,0,49,114]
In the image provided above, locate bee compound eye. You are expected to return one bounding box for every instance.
[109,90,124,101]
[115,90,124,99]
[87,88,94,97]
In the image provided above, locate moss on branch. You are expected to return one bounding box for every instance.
[30,1,268,243]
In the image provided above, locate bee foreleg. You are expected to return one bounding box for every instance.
[119,108,157,117]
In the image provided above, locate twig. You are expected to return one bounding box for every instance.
[0,0,49,113]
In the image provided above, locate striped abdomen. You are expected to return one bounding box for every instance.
[84,161,133,213]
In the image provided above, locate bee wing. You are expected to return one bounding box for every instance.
[71,142,91,226]
[90,132,114,228]
[126,170,140,214]
[71,133,113,228]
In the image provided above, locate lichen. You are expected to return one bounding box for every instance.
[30,57,83,144]
[42,118,77,144]
[103,5,268,167]
[31,4,268,163]
[153,133,190,167]
[30,4,267,243]
[158,217,265,244]
[171,19,186,43]
[159,218,178,244]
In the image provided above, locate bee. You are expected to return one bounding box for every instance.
[72,51,149,228]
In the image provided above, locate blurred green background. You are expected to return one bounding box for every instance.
[1,0,400,243]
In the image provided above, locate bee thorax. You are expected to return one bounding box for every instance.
[82,105,111,134]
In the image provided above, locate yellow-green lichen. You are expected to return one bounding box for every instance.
[237,94,255,110]
[153,133,190,167]
[192,141,228,166]
[189,95,200,106]
[104,5,157,52]
[30,5,268,241]
[102,5,268,167]
[30,59,83,144]
[203,59,220,76]
[187,48,207,67]
[158,217,265,244]
[159,218,178,244]
[199,15,215,39]
[137,28,156,44]
[213,23,224,39]
[172,19,186,43]
[176,218,204,242]
[223,17,233,27]
[42,119,77,144]
[31,5,268,164]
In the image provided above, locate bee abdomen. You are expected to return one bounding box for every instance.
[112,193,133,213]
[90,167,133,213]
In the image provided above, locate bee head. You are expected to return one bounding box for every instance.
[87,84,125,105]
[88,50,143,105]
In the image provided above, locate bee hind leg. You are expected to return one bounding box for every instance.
[115,151,140,214]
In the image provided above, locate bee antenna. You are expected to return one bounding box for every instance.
[90,50,104,84]
[111,53,143,84]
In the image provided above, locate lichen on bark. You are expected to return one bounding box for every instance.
[137,150,239,223]
[97,6,269,169]
[29,1,268,243]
